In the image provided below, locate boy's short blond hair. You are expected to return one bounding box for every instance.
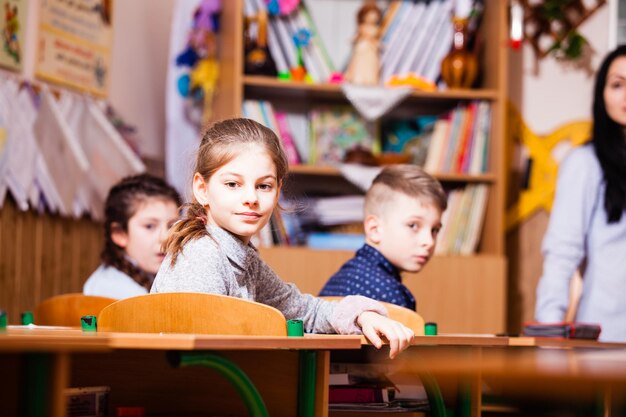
[364,165,447,217]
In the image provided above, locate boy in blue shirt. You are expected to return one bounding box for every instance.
[320,165,447,310]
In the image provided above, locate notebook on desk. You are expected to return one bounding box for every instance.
[523,322,602,340]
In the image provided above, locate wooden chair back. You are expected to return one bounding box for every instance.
[320,296,425,335]
[98,292,288,336]
[34,293,116,327]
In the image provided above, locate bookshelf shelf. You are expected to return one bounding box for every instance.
[244,75,499,102]
[289,165,497,184]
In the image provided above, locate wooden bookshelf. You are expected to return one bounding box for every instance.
[216,0,509,333]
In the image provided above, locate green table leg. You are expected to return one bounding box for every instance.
[299,350,317,417]
[420,371,448,417]
[169,351,269,417]
[22,353,51,417]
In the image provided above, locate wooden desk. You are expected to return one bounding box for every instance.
[5,328,626,417]
[0,327,362,417]
[388,335,626,417]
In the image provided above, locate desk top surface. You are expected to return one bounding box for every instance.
[0,326,362,351]
[3,326,626,352]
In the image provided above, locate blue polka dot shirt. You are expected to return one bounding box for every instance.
[319,244,416,311]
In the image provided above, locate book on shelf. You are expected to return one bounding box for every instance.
[460,184,489,255]
[283,111,310,163]
[411,2,452,77]
[274,111,301,164]
[242,100,302,165]
[299,195,365,227]
[307,232,364,251]
[379,0,402,41]
[423,117,451,173]
[309,106,378,165]
[416,0,454,84]
[381,0,454,87]
[435,184,489,255]
[395,1,438,78]
[382,2,426,82]
[417,100,491,174]
[245,0,334,83]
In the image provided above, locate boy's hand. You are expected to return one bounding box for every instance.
[357,311,414,358]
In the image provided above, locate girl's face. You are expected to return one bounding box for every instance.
[194,145,280,244]
[604,56,626,127]
[112,197,179,274]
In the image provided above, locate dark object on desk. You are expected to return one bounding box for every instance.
[523,322,601,340]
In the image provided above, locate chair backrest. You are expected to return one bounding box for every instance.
[98,292,288,336]
[383,302,425,336]
[34,293,116,327]
[320,296,425,336]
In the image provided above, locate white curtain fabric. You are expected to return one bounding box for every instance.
[165,0,203,200]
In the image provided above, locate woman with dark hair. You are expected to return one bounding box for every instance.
[83,174,181,299]
[535,45,626,342]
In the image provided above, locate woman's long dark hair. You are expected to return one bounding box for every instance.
[592,45,626,223]
[101,174,182,289]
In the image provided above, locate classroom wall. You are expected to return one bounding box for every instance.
[0,1,176,323]
[20,0,176,161]
[506,4,611,331]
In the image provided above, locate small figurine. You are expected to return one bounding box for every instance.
[343,3,382,86]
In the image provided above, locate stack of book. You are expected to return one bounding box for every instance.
[244,0,335,82]
[328,363,429,412]
[424,101,492,175]
[436,184,489,255]
[381,0,455,87]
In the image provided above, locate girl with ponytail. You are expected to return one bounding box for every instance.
[153,118,414,358]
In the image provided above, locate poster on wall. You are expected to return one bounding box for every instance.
[36,0,113,97]
[0,0,27,71]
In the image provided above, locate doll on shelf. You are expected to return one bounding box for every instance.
[343,2,383,86]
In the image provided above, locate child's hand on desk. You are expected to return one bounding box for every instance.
[357,311,414,359]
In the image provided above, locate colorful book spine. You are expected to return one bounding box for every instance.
[274,111,301,165]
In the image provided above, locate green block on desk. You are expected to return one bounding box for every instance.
[425,322,438,336]
[287,319,304,337]
[81,315,97,332]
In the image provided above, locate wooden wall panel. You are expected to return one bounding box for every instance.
[260,247,507,334]
[0,198,101,324]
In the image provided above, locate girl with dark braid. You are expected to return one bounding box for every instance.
[83,174,181,299]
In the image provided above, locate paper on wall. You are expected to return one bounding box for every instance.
[33,87,89,216]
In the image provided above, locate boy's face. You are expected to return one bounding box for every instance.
[365,193,442,273]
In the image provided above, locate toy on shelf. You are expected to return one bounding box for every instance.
[244,8,277,76]
[175,0,222,127]
[440,0,479,88]
[291,28,311,81]
[343,2,383,86]
[265,0,300,16]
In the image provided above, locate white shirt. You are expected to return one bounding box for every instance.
[83,264,148,300]
[535,145,626,342]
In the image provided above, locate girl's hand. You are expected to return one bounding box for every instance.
[357,311,414,359]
